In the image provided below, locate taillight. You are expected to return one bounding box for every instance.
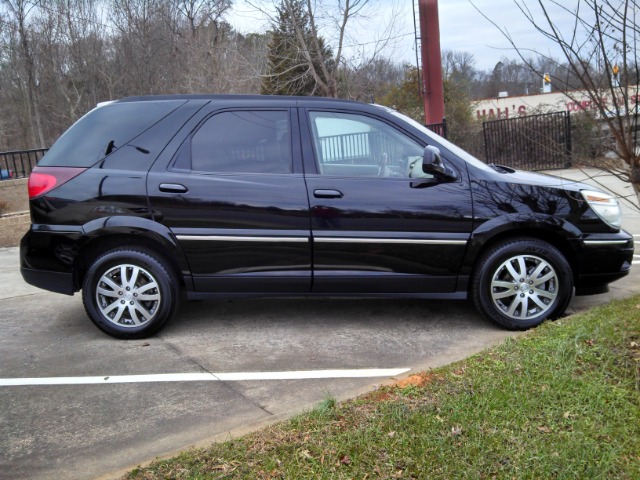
[28,166,87,199]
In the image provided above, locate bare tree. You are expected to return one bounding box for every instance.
[255,0,399,98]
[110,0,179,95]
[171,0,230,38]
[42,1,111,122]
[0,0,405,151]
[340,57,403,101]
[2,0,46,147]
[473,0,640,200]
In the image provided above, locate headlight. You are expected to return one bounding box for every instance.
[580,190,621,229]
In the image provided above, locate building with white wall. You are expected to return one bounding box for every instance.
[474,88,640,121]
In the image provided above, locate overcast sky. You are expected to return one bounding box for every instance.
[230,0,579,72]
[427,0,578,70]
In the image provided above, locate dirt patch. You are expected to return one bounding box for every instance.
[394,372,437,389]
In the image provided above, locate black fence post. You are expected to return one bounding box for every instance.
[565,112,573,168]
[483,121,490,163]
[425,118,447,139]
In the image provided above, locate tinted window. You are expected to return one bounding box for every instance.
[39,100,185,167]
[191,110,291,174]
[309,111,424,178]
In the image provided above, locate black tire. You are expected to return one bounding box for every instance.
[472,238,573,330]
[82,248,179,339]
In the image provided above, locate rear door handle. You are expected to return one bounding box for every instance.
[159,183,188,193]
[314,189,343,199]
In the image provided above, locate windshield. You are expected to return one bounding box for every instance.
[39,100,185,167]
[374,105,495,173]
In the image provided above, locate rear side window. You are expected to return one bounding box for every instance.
[39,100,185,167]
[191,110,292,174]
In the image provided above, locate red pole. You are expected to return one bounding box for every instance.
[419,0,444,125]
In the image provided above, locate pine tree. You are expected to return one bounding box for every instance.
[261,0,332,96]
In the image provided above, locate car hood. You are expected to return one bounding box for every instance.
[498,169,593,193]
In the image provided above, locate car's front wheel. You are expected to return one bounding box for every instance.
[472,238,573,330]
[82,248,179,339]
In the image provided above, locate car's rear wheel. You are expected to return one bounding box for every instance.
[82,248,179,339]
[472,238,573,330]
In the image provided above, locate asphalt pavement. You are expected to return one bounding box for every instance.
[0,168,638,480]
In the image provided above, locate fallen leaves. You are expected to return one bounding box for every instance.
[298,449,313,460]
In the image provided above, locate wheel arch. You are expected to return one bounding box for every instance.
[75,217,191,292]
[462,214,583,293]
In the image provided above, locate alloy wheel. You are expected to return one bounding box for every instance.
[489,254,559,320]
[95,264,161,327]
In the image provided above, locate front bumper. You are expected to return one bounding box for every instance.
[575,230,634,292]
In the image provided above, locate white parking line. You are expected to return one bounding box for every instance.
[0,368,411,387]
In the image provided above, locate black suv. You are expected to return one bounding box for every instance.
[20,95,634,338]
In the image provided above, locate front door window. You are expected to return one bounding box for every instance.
[308,111,427,178]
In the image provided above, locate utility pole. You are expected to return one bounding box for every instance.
[418,0,444,125]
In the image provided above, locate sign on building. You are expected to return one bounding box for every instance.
[474,87,640,121]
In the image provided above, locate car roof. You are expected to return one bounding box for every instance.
[117,94,365,107]
[114,94,392,118]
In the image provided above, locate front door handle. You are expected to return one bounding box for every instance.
[314,189,343,199]
[159,183,188,193]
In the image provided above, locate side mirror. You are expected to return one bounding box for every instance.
[421,146,457,180]
[423,145,445,174]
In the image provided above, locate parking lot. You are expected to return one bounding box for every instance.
[1,169,639,480]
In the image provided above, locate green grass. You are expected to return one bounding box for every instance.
[126,296,640,479]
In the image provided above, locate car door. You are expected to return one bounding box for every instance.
[147,107,311,293]
[300,108,473,294]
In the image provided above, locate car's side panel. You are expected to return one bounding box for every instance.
[20,216,195,295]
[460,177,634,292]
[298,107,474,293]
[147,106,313,293]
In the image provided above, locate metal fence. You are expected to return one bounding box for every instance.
[320,132,371,162]
[425,118,447,138]
[483,111,572,171]
[0,148,48,180]
[319,131,398,164]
